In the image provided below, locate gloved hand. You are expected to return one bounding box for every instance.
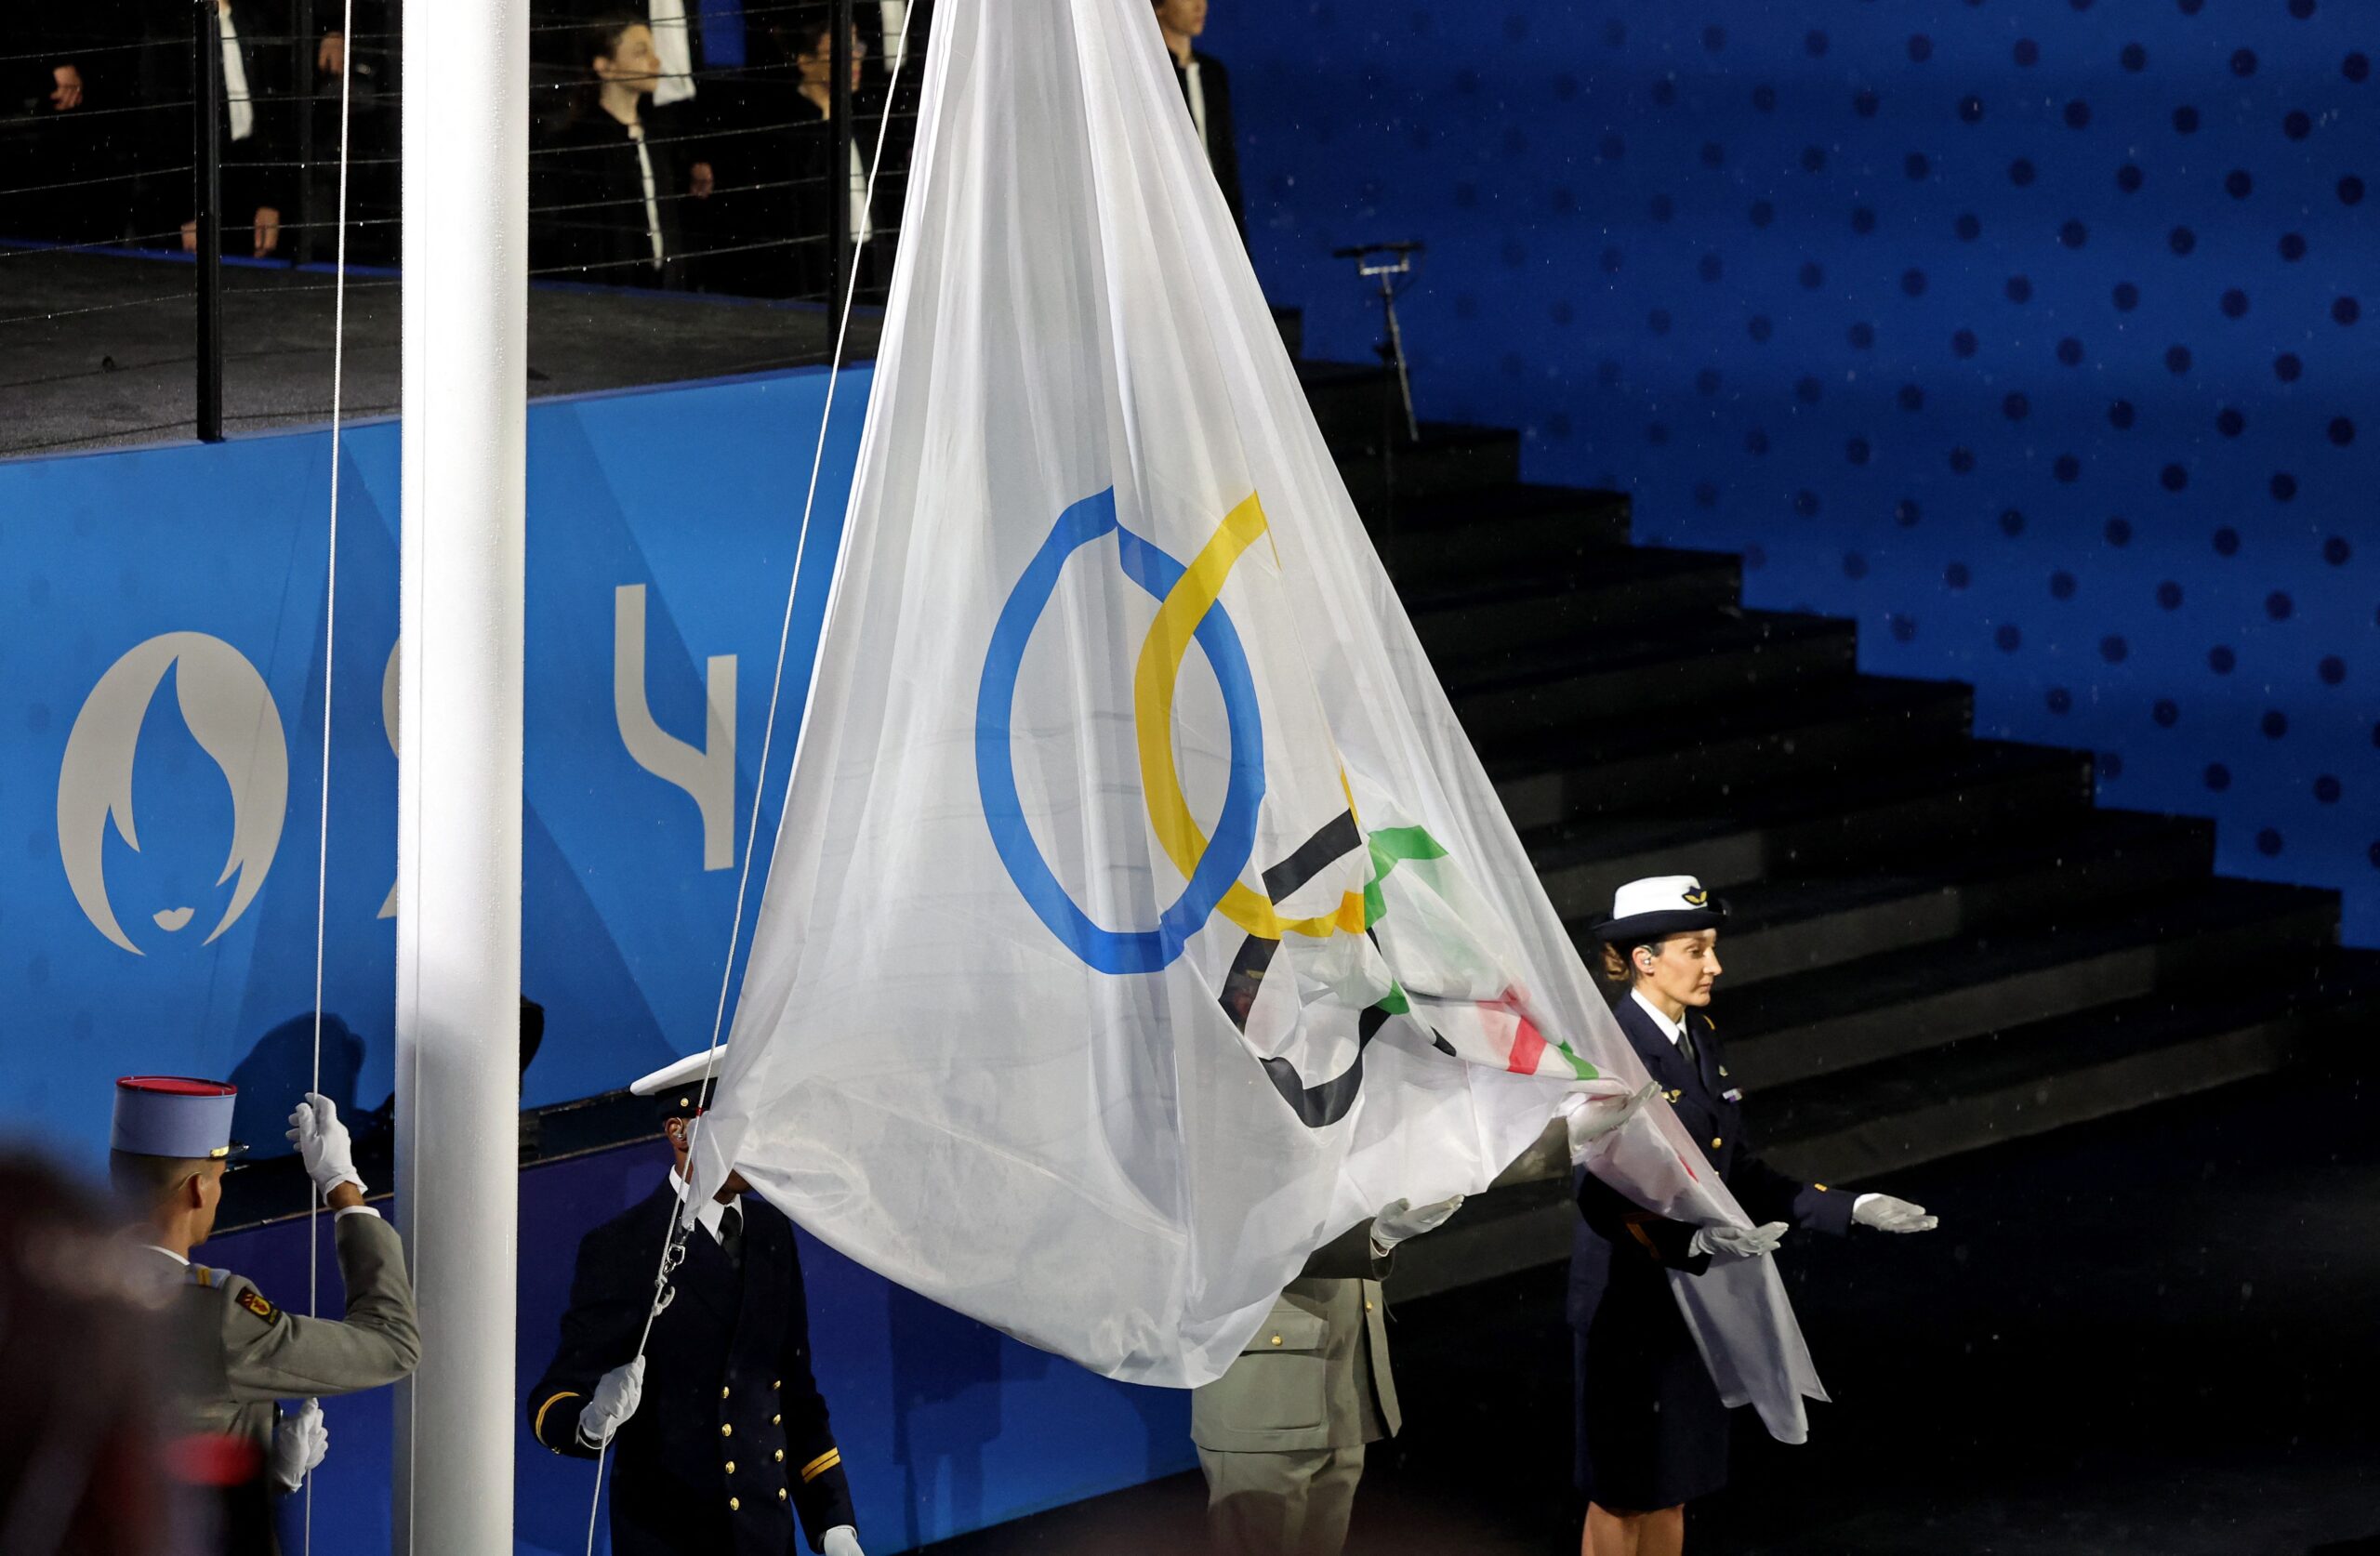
[821,1527,866,1556]
[270,1398,327,1492]
[285,1092,364,1198]
[575,1356,646,1448]
[1557,1081,1659,1160]
[1688,1220,1788,1261]
[1369,1194,1464,1251]
[1853,1193,1938,1233]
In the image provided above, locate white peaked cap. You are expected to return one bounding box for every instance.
[629,1049,728,1099]
[1590,875,1727,943]
[1609,876,1712,919]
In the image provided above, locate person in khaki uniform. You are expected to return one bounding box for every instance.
[1193,1085,1657,1556]
[1192,1198,1457,1556]
[111,1075,421,1551]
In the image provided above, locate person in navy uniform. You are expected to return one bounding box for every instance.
[1570,877,1937,1556]
[527,1054,865,1556]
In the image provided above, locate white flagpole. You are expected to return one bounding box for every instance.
[393,0,527,1546]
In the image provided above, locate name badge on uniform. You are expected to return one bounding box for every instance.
[1721,1088,1744,1104]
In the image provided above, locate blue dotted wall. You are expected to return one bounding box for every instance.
[1227,0,2380,945]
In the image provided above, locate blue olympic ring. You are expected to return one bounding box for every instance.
[974,488,1266,974]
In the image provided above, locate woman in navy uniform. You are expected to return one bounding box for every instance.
[1570,877,1937,1556]
[527,1054,865,1556]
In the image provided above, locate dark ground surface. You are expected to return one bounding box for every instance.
[0,245,879,457]
[913,1049,2380,1555]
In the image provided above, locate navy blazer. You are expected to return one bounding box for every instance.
[529,1181,856,1556]
[1568,994,1855,1329]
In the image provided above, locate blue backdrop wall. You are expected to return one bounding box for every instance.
[1,369,868,1163]
[0,366,1197,1552]
[1226,0,2380,943]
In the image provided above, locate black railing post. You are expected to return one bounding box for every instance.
[829,0,853,308]
[194,0,225,442]
[295,0,317,266]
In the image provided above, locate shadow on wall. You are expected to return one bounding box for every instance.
[1228,0,2380,943]
[228,1013,365,1154]
[222,999,548,1166]
[890,1279,1017,1545]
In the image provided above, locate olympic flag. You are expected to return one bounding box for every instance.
[694,0,1827,1432]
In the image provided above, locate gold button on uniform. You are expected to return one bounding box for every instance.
[725,1460,736,1474]
[774,1450,785,1463]
[721,1424,733,1438]
[772,1414,782,1425]
[1711,1137,1723,1149]
[721,1387,731,1401]
[777,1488,788,1502]
[728,1497,740,1512]
[772,1378,782,1390]
[1269,1335,1283,1346]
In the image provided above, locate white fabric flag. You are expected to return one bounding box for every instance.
[694,0,1826,1435]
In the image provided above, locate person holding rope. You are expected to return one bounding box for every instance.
[110,1075,420,1554]
[1569,877,1938,1556]
[527,1052,866,1556]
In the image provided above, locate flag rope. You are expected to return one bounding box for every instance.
[303,5,360,1551]
[584,7,923,1550]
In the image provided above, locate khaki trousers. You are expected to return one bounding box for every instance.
[1197,1444,1367,1556]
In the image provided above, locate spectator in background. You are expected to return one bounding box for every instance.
[854,0,927,288]
[205,1,293,257]
[119,0,292,258]
[5,22,99,242]
[4,7,161,244]
[533,17,694,289]
[706,12,874,301]
[1153,0,1243,236]
[0,1155,172,1556]
[535,0,745,220]
[308,1,403,266]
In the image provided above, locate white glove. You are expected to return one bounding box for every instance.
[285,1092,363,1197]
[269,1398,327,1492]
[1853,1193,1938,1233]
[821,1527,866,1556]
[575,1356,645,1448]
[1369,1194,1464,1251]
[1557,1081,1659,1160]
[1689,1220,1788,1261]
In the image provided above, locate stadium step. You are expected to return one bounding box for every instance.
[1408,548,1745,664]
[1295,358,1399,450]
[1336,421,1521,511]
[1760,948,2380,1183]
[1445,612,1858,736]
[1703,810,2219,988]
[1291,341,2376,1265]
[1484,676,1976,833]
[1719,878,2342,1091]
[1523,740,2098,920]
[1272,305,1304,361]
[1377,481,1634,580]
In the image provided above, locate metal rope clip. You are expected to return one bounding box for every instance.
[649,1230,688,1318]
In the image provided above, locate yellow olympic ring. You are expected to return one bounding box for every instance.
[1131,493,1368,943]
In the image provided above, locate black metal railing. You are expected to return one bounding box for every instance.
[0,0,912,457]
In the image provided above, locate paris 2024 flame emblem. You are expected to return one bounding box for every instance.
[56,632,288,954]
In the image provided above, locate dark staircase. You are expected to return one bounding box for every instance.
[1284,328,2380,1299]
